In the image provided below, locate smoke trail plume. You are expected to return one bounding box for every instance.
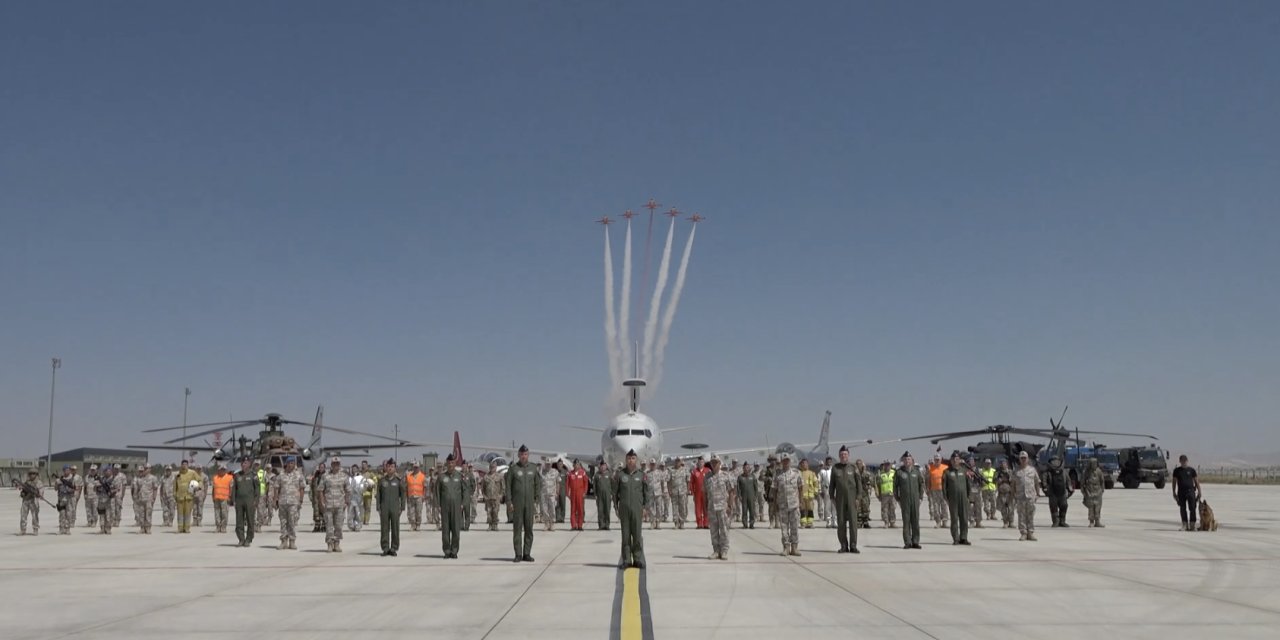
[618,219,633,380]
[641,217,676,379]
[651,223,696,392]
[603,225,622,391]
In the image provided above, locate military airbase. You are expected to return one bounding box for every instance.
[3,484,1278,640]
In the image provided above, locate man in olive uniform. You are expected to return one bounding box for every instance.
[230,458,259,547]
[1081,457,1106,527]
[614,449,647,569]
[829,445,862,553]
[482,460,505,531]
[377,459,406,556]
[736,463,758,529]
[310,467,326,532]
[554,461,567,524]
[318,456,350,552]
[1043,456,1073,527]
[461,462,476,531]
[594,459,613,530]
[436,454,465,558]
[943,452,972,545]
[174,460,201,533]
[505,445,539,562]
[894,452,925,549]
[761,457,777,528]
[855,459,874,529]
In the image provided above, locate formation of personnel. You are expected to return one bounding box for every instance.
[15,449,1214,568]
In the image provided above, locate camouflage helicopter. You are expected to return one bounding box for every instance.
[129,406,419,469]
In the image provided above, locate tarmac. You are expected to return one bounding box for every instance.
[1,484,1277,639]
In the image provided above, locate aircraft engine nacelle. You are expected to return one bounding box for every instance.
[211,449,227,462]
[301,448,313,460]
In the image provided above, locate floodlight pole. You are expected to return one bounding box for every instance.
[46,358,61,483]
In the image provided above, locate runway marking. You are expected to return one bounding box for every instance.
[610,567,654,640]
[478,530,578,640]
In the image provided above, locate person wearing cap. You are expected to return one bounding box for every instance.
[376,459,406,556]
[830,445,862,553]
[230,458,260,547]
[689,455,709,529]
[668,457,690,529]
[539,460,561,532]
[461,462,477,531]
[895,452,925,550]
[819,457,834,528]
[995,458,1015,528]
[979,458,998,524]
[191,464,210,528]
[760,456,777,527]
[774,455,804,556]
[593,459,613,530]
[926,454,948,529]
[436,454,464,558]
[1013,451,1041,540]
[876,461,897,528]
[566,459,589,531]
[270,457,307,549]
[653,459,671,527]
[159,465,177,528]
[1080,456,1106,528]
[17,469,43,535]
[110,463,129,528]
[943,452,972,545]
[405,461,427,532]
[84,464,102,529]
[736,462,758,529]
[643,459,660,530]
[67,465,84,529]
[211,464,234,533]
[317,457,350,552]
[482,459,505,531]
[704,457,736,559]
[613,449,647,568]
[133,464,160,534]
[56,466,76,535]
[855,459,874,529]
[173,459,200,533]
[506,445,539,562]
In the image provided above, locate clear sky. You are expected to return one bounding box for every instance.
[3,2,1277,463]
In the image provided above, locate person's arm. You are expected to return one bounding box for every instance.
[1193,469,1202,500]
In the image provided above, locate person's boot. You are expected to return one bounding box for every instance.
[1096,521,1105,528]
[279,541,288,550]
[791,546,802,557]
[1027,533,1037,541]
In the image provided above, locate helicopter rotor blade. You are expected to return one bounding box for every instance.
[142,419,262,434]
[280,420,408,443]
[162,422,260,445]
[898,429,996,444]
[1062,429,1159,440]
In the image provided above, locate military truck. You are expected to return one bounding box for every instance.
[1115,445,1169,489]
[1037,446,1118,490]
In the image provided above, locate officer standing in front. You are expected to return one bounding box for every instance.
[737,462,758,529]
[614,449,647,569]
[436,454,465,559]
[505,445,539,562]
[894,452,925,549]
[318,456,350,552]
[829,445,861,553]
[377,458,406,557]
[943,452,972,545]
[230,458,259,547]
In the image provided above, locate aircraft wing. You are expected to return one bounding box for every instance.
[683,437,883,459]
[128,444,208,452]
[323,442,421,452]
[411,441,596,461]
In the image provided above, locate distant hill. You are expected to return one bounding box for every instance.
[1198,452,1280,469]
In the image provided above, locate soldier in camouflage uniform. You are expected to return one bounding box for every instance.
[669,458,689,529]
[774,455,803,556]
[94,469,115,534]
[110,465,129,528]
[614,450,647,568]
[1081,457,1106,527]
[310,467,326,532]
[653,461,670,525]
[855,459,873,529]
[705,457,736,560]
[996,458,1015,528]
[461,462,476,531]
[83,465,101,528]
[540,462,560,531]
[159,465,176,527]
[1013,451,1041,541]
[56,466,76,535]
[133,465,160,533]
[482,460,505,531]
[318,457,350,552]
[506,445,539,562]
[18,470,42,535]
[271,457,307,549]
[761,457,777,527]
[69,465,84,528]
[191,467,208,527]
[426,467,439,526]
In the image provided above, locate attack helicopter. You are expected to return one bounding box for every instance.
[128,406,420,469]
[893,407,1157,482]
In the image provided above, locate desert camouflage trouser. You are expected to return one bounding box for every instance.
[20,500,38,533]
[278,503,300,542]
[161,496,176,526]
[998,491,1014,526]
[671,492,688,527]
[928,489,946,525]
[1016,498,1036,535]
[85,495,99,527]
[407,495,424,529]
[135,498,153,529]
[708,508,731,554]
[485,499,500,530]
[879,495,896,526]
[778,506,800,547]
[214,499,229,531]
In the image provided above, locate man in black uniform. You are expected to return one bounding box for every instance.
[1042,456,1073,527]
[1172,454,1201,531]
[505,445,539,562]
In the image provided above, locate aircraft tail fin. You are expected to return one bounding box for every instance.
[452,431,463,463]
[816,410,832,452]
[308,405,324,457]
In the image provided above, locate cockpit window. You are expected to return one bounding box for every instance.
[608,429,617,438]
[643,429,652,438]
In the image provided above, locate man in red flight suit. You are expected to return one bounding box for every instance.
[690,459,709,529]
[566,459,589,531]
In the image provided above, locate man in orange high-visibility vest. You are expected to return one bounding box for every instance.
[406,462,427,531]
[212,465,234,533]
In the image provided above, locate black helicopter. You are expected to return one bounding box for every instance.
[128,406,419,468]
[894,407,1156,474]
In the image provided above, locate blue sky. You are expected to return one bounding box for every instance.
[3,2,1277,462]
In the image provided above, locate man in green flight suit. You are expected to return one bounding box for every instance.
[829,445,862,553]
[613,449,647,569]
[377,459,406,557]
[943,451,972,545]
[505,444,539,563]
[594,459,613,530]
[436,454,465,559]
[894,451,925,549]
[229,458,259,547]
[736,462,758,529]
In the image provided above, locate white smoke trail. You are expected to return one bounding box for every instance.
[651,223,696,392]
[618,219,633,381]
[603,225,622,392]
[641,217,676,379]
